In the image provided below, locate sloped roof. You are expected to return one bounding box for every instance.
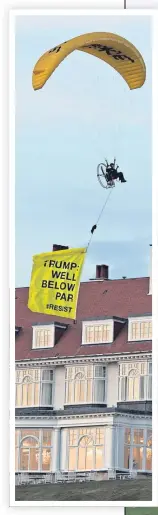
[15,277,152,361]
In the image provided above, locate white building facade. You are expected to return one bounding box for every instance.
[15,257,152,480]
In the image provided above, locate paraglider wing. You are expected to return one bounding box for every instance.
[32,32,146,91]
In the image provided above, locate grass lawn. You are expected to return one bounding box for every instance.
[15,476,152,501]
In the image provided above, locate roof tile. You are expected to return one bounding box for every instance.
[15,277,152,361]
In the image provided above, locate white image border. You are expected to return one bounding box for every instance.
[9,7,158,507]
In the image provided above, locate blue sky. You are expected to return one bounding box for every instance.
[15,14,152,286]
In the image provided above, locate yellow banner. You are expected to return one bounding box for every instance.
[28,247,86,319]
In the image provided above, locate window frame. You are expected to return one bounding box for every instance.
[124,426,152,472]
[32,325,55,349]
[82,320,113,345]
[15,429,53,473]
[65,364,107,405]
[118,361,152,402]
[66,426,106,472]
[128,316,152,342]
[15,368,54,408]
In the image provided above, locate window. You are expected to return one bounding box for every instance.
[67,427,105,471]
[124,427,152,472]
[82,321,112,345]
[128,318,152,342]
[146,430,152,471]
[15,429,53,472]
[65,365,106,404]
[32,325,54,349]
[15,368,54,407]
[118,362,152,402]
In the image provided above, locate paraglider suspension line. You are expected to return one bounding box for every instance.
[86,188,113,251]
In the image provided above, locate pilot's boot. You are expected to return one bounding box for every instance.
[119,172,127,183]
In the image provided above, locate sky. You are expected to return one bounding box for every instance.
[15,14,152,286]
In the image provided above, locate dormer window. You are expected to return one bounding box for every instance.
[32,323,67,349]
[86,324,111,343]
[128,317,152,342]
[82,320,113,345]
[32,325,54,349]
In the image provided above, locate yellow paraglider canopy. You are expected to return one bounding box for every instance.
[32,31,146,91]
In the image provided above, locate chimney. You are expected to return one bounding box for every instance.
[52,244,69,252]
[96,264,109,280]
[148,244,152,295]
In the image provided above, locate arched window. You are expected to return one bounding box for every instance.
[78,435,94,470]
[119,362,151,401]
[21,376,34,407]
[65,365,106,404]
[68,427,104,471]
[20,435,39,471]
[128,369,140,401]
[15,368,53,407]
[74,372,85,403]
[15,429,53,472]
